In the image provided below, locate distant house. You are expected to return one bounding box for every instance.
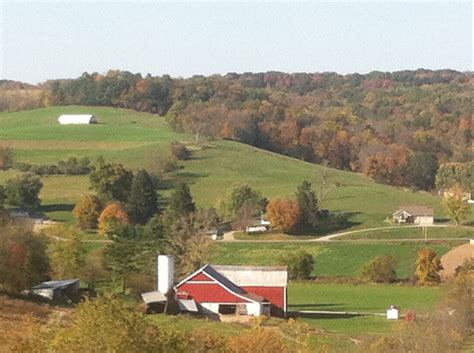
[7,209,48,224]
[245,218,271,233]
[393,206,434,225]
[31,279,80,301]
[58,114,97,125]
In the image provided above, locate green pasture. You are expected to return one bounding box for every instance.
[212,242,455,279]
[289,280,443,335]
[1,106,472,229]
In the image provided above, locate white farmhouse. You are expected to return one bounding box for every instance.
[58,114,97,125]
[393,205,434,225]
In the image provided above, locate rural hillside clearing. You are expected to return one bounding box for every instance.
[0,106,472,230]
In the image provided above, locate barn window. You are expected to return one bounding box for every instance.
[218,304,237,315]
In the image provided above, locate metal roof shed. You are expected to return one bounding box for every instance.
[58,114,98,125]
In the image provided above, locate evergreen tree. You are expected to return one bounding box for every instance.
[406,152,439,190]
[168,182,195,218]
[126,170,158,224]
[295,180,320,230]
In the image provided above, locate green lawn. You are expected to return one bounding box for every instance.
[212,242,455,279]
[1,106,472,229]
[289,282,442,313]
[343,226,474,240]
[290,282,442,335]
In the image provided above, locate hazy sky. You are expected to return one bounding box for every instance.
[1,1,472,83]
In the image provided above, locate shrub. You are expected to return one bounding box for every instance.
[57,157,91,175]
[0,145,13,170]
[361,255,397,283]
[279,250,314,280]
[145,149,180,176]
[170,142,191,160]
[227,327,289,353]
[73,194,102,229]
[13,157,91,176]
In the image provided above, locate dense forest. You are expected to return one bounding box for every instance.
[1,70,472,190]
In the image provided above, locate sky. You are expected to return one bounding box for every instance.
[1,1,472,84]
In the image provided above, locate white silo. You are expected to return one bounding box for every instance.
[157,255,175,294]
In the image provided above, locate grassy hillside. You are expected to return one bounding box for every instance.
[0,106,471,228]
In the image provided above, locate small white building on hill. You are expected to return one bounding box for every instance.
[58,114,97,125]
[392,205,434,225]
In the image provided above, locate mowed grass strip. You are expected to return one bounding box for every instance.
[212,242,454,279]
[343,226,474,240]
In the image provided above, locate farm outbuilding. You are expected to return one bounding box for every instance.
[392,205,434,225]
[58,114,97,125]
[31,279,80,301]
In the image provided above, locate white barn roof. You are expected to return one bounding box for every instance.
[210,265,288,287]
[58,114,97,125]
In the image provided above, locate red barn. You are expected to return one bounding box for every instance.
[175,264,288,317]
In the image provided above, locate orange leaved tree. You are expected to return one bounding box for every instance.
[266,198,301,233]
[73,194,102,230]
[416,248,443,285]
[98,202,130,237]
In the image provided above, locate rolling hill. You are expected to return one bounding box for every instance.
[0,106,471,228]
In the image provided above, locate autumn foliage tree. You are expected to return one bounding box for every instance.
[416,248,443,285]
[98,202,130,236]
[443,184,470,225]
[266,198,300,233]
[73,194,102,229]
[0,220,50,292]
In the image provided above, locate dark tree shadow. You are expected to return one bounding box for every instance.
[290,303,346,309]
[289,212,362,236]
[288,312,361,320]
[41,204,74,213]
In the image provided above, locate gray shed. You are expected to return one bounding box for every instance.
[31,279,80,301]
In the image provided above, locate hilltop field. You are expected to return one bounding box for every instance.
[2,106,471,229]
